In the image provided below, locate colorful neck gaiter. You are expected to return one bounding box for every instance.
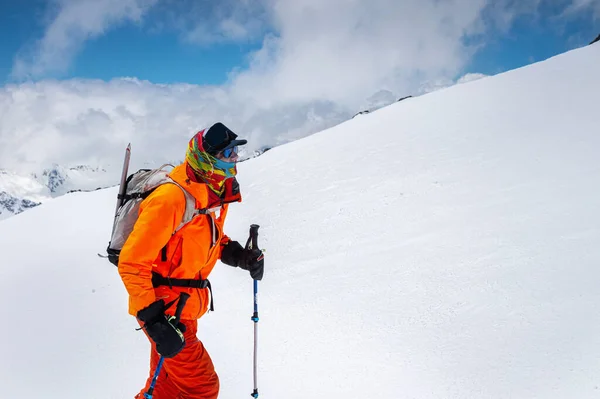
[186,131,237,195]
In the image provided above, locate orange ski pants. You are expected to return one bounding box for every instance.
[136,319,220,399]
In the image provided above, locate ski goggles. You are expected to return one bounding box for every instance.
[221,146,238,159]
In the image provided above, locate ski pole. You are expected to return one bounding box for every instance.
[251,279,259,399]
[246,224,261,398]
[144,293,190,399]
[144,357,165,399]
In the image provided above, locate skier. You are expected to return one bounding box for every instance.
[118,122,265,399]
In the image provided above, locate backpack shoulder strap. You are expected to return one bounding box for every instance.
[163,177,206,233]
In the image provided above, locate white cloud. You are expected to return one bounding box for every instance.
[0,78,349,173]
[3,0,596,174]
[564,0,600,18]
[229,0,493,108]
[156,0,267,45]
[12,0,159,79]
[457,73,489,84]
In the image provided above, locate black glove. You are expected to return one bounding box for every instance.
[241,247,264,280]
[221,240,265,280]
[137,300,186,358]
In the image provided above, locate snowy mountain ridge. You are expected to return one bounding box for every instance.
[0,164,115,219]
[0,169,48,219]
[36,164,110,195]
[0,154,274,219]
[0,190,40,218]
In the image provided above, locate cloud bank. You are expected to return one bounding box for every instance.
[2,0,598,173]
[0,78,349,172]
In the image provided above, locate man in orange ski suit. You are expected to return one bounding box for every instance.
[118,123,264,399]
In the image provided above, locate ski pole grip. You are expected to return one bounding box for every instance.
[249,224,260,250]
[174,293,190,325]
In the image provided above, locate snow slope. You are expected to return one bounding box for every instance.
[1,44,599,399]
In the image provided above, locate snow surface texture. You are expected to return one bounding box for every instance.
[1,45,599,398]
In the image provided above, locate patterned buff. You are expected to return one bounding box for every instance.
[186,129,237,195]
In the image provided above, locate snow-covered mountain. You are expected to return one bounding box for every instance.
[352,72,490,118]
[0,164,117,219]
[0,153,276,219]
[0,169,48,219]
[0,190,41,218]
[0,44,598,398]
[35,164,113,195]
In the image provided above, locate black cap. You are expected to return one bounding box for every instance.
[202,122,247,155]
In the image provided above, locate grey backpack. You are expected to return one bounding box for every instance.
[105,165,200,266]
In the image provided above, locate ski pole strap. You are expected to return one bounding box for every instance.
[173,292,190,324]
[151,272,214,312]
[250,224,259,250]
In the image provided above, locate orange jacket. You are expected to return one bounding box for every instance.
[118,162,235,320]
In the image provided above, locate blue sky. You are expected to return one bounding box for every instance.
[470,3,600,75]
[0,0,263,85]
[72,28,258,85]
[1,0,598,86]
